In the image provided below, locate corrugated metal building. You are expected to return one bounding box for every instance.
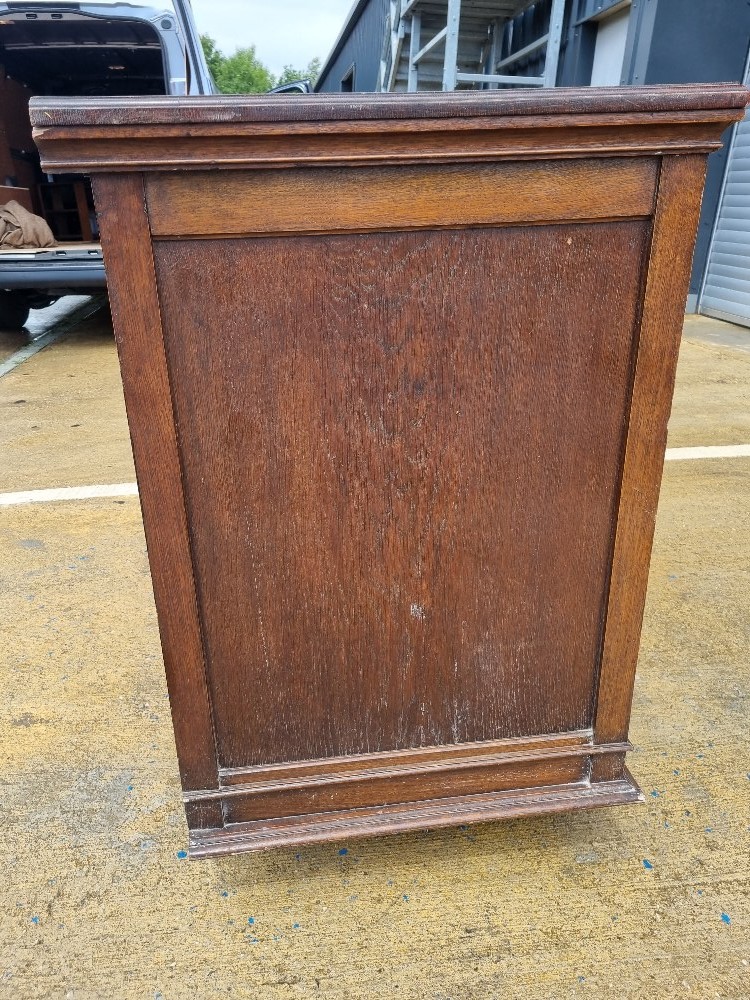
[316,0,750,324]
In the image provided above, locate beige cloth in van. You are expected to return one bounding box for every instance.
[0,199,55,249]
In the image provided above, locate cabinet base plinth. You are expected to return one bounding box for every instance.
[188,773,643,858]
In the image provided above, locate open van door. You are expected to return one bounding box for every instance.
[0,1,214,329]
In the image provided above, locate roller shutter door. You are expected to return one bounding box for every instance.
[700,86,750,326]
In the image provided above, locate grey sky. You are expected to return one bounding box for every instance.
[188,1,355,78]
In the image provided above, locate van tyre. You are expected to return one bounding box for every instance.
[0,290,31,330]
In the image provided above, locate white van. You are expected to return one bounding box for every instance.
[0,1,213,328]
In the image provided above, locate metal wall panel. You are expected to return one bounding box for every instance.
[316,0,389,93]
[700,93,750,326]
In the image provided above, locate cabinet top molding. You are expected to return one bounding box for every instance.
[32,84,749,173]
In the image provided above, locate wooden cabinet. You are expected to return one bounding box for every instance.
[32,85,748,857]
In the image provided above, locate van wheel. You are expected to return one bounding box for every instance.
[0,290,31,331]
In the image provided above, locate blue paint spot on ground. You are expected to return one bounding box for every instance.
[642,859,653,870]
[664,820,670,828]
[127,785,133,791]
[651,790,660,797]
[176,850,188,859]
[248,917,255,925]
[30,916,39,925]
[673,769,680,775]
[721,912,731,925]
[338,847,348,856]
[293,923,300,929]
[705,827,713,833]
[696,754,704,759]
[248,936,259,944]
[697,890,704,896]
[402,894,409,901]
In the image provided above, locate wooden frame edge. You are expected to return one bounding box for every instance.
[594,154,710,745]
[91,173,221,817]
[144,157,657,238]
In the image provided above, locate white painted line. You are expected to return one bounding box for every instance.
[665,444,750,461]
[0,446,749,508]
[0,483,138,506]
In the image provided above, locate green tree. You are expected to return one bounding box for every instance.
[200,34,224,82]
[276,57,321,88]
[200,35,274,94]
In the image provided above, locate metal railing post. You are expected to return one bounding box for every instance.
[442,0,461,90]
[543,0,566,88]
[408,13,421,92]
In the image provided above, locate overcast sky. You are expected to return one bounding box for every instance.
[188,0,355,78]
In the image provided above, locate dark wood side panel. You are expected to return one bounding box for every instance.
[90,175,220,815]
[594,155,710,745]
[31,88,744,856]
[153,219,649,770]
[145,158,657,237]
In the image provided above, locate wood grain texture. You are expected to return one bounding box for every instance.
[30,85,748,173]
[29,120,737,174]
[187,736,632,828]
[154,221,647,769]
[223,755,589,824]
[188,776,643,857]
[216,730,592,787]
[594,155,710,745]
[146,158,656,238]
[30,84,750,126]
[90,174,220,820]
[35,86,746,855]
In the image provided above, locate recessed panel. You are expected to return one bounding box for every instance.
[154,221,648,768]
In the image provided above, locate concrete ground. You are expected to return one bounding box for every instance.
[0,306,748,999]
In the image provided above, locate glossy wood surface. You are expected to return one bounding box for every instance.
[32,85,749,855]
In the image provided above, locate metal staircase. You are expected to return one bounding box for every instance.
[377,0,567,92]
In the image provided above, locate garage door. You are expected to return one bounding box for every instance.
[700,68,750,327]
